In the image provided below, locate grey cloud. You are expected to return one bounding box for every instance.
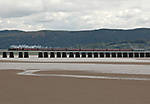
[0,0,43,18]
[0,0,150,31]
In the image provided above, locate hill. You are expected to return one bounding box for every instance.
[0,28,150,49]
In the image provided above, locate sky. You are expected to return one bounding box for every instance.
[0,0,149,31]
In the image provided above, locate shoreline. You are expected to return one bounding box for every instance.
[1,60,150,65]
[36,70,150,79]
[17,69,150,81]
[1,69,150,81]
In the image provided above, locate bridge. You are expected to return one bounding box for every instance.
[1,49,150,58]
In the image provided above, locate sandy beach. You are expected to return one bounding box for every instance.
[1,61,150,104]
[0,70,150,104]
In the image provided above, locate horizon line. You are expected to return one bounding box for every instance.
[0,27,150,32]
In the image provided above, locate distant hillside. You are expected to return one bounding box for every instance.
[0,28,150,49]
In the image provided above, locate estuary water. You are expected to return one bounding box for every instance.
[0,62,150,75]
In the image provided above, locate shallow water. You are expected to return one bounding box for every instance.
[0,63,150,75]
[1,62,150,80]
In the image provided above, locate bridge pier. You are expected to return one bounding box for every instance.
[140,53,145,58]
[146,53,150,57]
[38,52,43,58]
[19,52,23,58]
[88,53,92,58]
[81,53,86,58]
[9,52,14,58]
[62,52,67,58]
[100,53,104,58]
[50,52,55,58]
[129,53,133,58]
[69,52,74,58]
[117,53,122,58]
[2,52,7,58]
[24,52,29,58]
[111,53,116,58]
[134,53,139,58]
[57,52,61,58]
[75,52,80,58]
[123,53,128,58]
[94,53,98,58]
[105,53,110,58]
[44,52,48,58]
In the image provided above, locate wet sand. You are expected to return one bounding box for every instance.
[37,70,150,79]
[1,70,150,104]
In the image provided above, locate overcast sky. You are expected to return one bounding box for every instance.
[0,0,149,31]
